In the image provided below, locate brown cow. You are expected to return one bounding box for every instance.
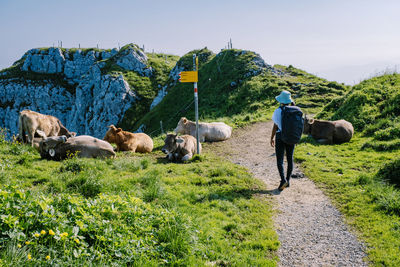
[303,116,354,144]
[162,134,201,162]
[18,110,76,147]
[103,125,153,153]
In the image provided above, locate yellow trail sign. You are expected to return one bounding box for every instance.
[179,71,198,83]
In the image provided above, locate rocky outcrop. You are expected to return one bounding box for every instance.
[115,44,153,77]
[0,45,146,138]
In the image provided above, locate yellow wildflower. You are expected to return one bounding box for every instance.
[46,255,50,260]
[17,244,21,248]
[49,229,55,235]
[40,230,46,235]
[25,241,31,245]
[74,238,80,244]
[34,233,40,238]
[27,254,32,260]
[60,232,68,238]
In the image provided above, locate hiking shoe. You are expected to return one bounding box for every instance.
[278,180,288,191]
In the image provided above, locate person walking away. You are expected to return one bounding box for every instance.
[270,90,303,191]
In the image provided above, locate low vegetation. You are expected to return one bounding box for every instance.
[317,73,400,151]
[0,134,278,266]
[295,73,400,266]
[295,135,400,266]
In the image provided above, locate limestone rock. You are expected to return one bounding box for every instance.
[116,44,152,76]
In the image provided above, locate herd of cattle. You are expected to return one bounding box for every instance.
[15,109,354,162]
[16,110,233,162]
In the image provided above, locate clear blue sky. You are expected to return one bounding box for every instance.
[1,0,399,84]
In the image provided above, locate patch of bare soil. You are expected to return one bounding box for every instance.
[205,121,368,266]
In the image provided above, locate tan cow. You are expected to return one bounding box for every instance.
[103,125,153,153]
[162,134,201,162]
[303,116,354,144]
[174,117,232,142]
[39,135,116,160]
[18,110,76,147]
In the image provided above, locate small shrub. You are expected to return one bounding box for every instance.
[190,154,204,162]
[8,143,32,156]
[112,158,142,172]
[362,140,400,151]
[140,158,149,169]
[377,158,400,187]
[0,128,8,144]
[374,187,400,215]
[356,174,373,185]
[140,170,163,202]
[373,125,400,141]
[66,171,102,198]
[363,118,393,136]
[59,158,88,173]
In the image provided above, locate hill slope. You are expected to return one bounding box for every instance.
[317,73,400,151]
[130,49,349,135]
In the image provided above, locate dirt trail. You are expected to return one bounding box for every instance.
[207,121,368,266]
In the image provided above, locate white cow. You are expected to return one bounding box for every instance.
[174,117,232,142]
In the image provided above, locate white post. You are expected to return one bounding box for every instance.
[193,54,200,154]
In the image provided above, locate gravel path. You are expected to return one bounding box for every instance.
[207,121,368,266]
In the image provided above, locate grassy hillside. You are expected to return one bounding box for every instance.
[131,49,349,135]
[0,133,278,266]
[100,44,180,130]
[317,73,400,151]
[295,73,400,266]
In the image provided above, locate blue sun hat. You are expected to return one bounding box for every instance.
[275,90,293,104]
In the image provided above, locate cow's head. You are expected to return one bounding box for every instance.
[303,115,314,134]
[104,125,122,144]
[174,117,188,134]
[162,134,185,155]
[39,136,67,159]
[68,132,77,138]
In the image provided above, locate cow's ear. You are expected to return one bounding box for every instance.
[309,119,315,124]
[61,136,67,143]
[182,117,188,124]
[176,137,184,143]
[116,128,122,133]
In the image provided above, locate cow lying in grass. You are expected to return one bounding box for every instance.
[162,134,201,162]
[39,135,115,160]
[103,125,153,153]
[174,117,232,142]
[303,116,354,144]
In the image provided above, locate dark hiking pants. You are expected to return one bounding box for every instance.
[275,132,295,182]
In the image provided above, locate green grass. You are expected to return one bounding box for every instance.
[295,135,400,266]
[0,137,278,266]
[317,73,400,151]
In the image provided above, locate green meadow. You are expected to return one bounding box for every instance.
[0,135,278,266]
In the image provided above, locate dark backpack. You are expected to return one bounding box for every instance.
[280,106,304,144]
